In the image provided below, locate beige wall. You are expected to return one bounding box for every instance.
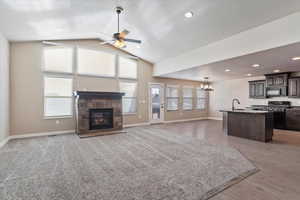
[0,33,9,143]
[10,40,207,135]
[209,75,300,118]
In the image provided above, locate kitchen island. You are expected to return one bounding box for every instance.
[220,109,274,142]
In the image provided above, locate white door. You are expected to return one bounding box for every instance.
[149,83,164,123]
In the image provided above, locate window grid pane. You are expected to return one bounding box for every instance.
[44,77,73,97]
[197,98,206,110]
[43,47,73,73]
[77,48,116,77]
[183,88,193,97]
[120,81,138,114]
[183,97,193,110]
[167,97,179,111]
[122,97,137,114]
[44,97,73,117]
[44,76,73,117]
[119,56,137,79]
[167,87,178,97]
[166,86,179,111]
[196,88,207,110]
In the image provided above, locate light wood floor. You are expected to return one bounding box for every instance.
[148,120,300,200]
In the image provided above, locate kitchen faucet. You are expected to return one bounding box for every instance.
[232,98,241,111]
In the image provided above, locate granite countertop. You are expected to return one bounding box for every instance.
[219,109,270,114]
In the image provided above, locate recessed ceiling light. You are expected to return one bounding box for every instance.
[252,64,260,68]
[246,73,252,76]
[292,57,300,61]
[137,45,141,49]
[273,69,280,73]
[184,11,194,18]
[225,69,231,72]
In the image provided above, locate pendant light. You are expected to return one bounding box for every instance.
[201,77,214,91]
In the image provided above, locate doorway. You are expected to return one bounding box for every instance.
[149,83,164,124]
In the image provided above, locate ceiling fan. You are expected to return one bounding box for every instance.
[100,6,142,48]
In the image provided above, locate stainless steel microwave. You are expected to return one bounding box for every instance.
[266,88,281,96]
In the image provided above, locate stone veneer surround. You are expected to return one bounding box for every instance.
[73,91,125,136]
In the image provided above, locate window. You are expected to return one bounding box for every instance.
[43,46,73,73]
[119,56,137,79]
[183,87,193,110]
[44,76,73,117]
[166,85,179,111]
[119,81,137,114]
[196,88,207,110]
[77,48,116,77]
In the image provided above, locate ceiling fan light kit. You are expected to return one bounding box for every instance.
[100,6,142,49]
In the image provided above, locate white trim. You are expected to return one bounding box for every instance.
[207,117,223,121]
[123,122,151,128]
[164,117,208,124]
[0,130,75,149]
[0,137,9,149]
[9,130,75,140]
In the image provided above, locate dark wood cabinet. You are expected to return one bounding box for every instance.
[249,80,266,99]
[286,108,300,131]
[266,73,289,87]
[288,78,300,98]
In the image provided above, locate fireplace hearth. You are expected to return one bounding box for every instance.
[73,91,125,137]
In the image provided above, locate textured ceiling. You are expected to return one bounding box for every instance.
[162,42,300,82]
[1,0,300,63]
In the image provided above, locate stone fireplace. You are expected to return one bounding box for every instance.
[73,91,125,137]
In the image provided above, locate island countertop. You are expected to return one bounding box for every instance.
[221,109,273,142]
[219,109,269,114]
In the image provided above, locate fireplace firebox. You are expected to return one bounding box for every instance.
[89,108,113,130]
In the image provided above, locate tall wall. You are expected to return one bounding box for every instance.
[209,75,300,118]
[0,33,9,144]
[10,40,208,136]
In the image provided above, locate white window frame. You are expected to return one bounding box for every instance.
[76,47,117,78]
[196,87,207,110]
[43,75,74,119]
[182,86,194,111]
[166,85,179,111]
[42,45,74,75]
[119,80,138,115]
[118,55,138,80]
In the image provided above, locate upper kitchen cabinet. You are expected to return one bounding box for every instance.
[265,73,289,87]
[265,73,290,97]
[249,80,266,99]
[289,77,300,98]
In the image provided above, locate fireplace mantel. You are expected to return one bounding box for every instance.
[73,91,125,99]
[73,91,125,137]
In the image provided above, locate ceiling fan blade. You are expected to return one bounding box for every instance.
[119,29,130,38]
[123,38,142,44]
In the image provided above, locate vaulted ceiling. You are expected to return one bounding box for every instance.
[1,0,300,81]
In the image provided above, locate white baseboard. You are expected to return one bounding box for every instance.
[207,117,223,121]
[9,130,75,140]
[1,117,223,149]
[0,137,10,149]
[124,122,151,128]
[164,117,208,124]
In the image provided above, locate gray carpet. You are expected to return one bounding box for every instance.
[0,126,257,200]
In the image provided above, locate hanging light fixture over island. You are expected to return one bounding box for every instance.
[201,77,214,91]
